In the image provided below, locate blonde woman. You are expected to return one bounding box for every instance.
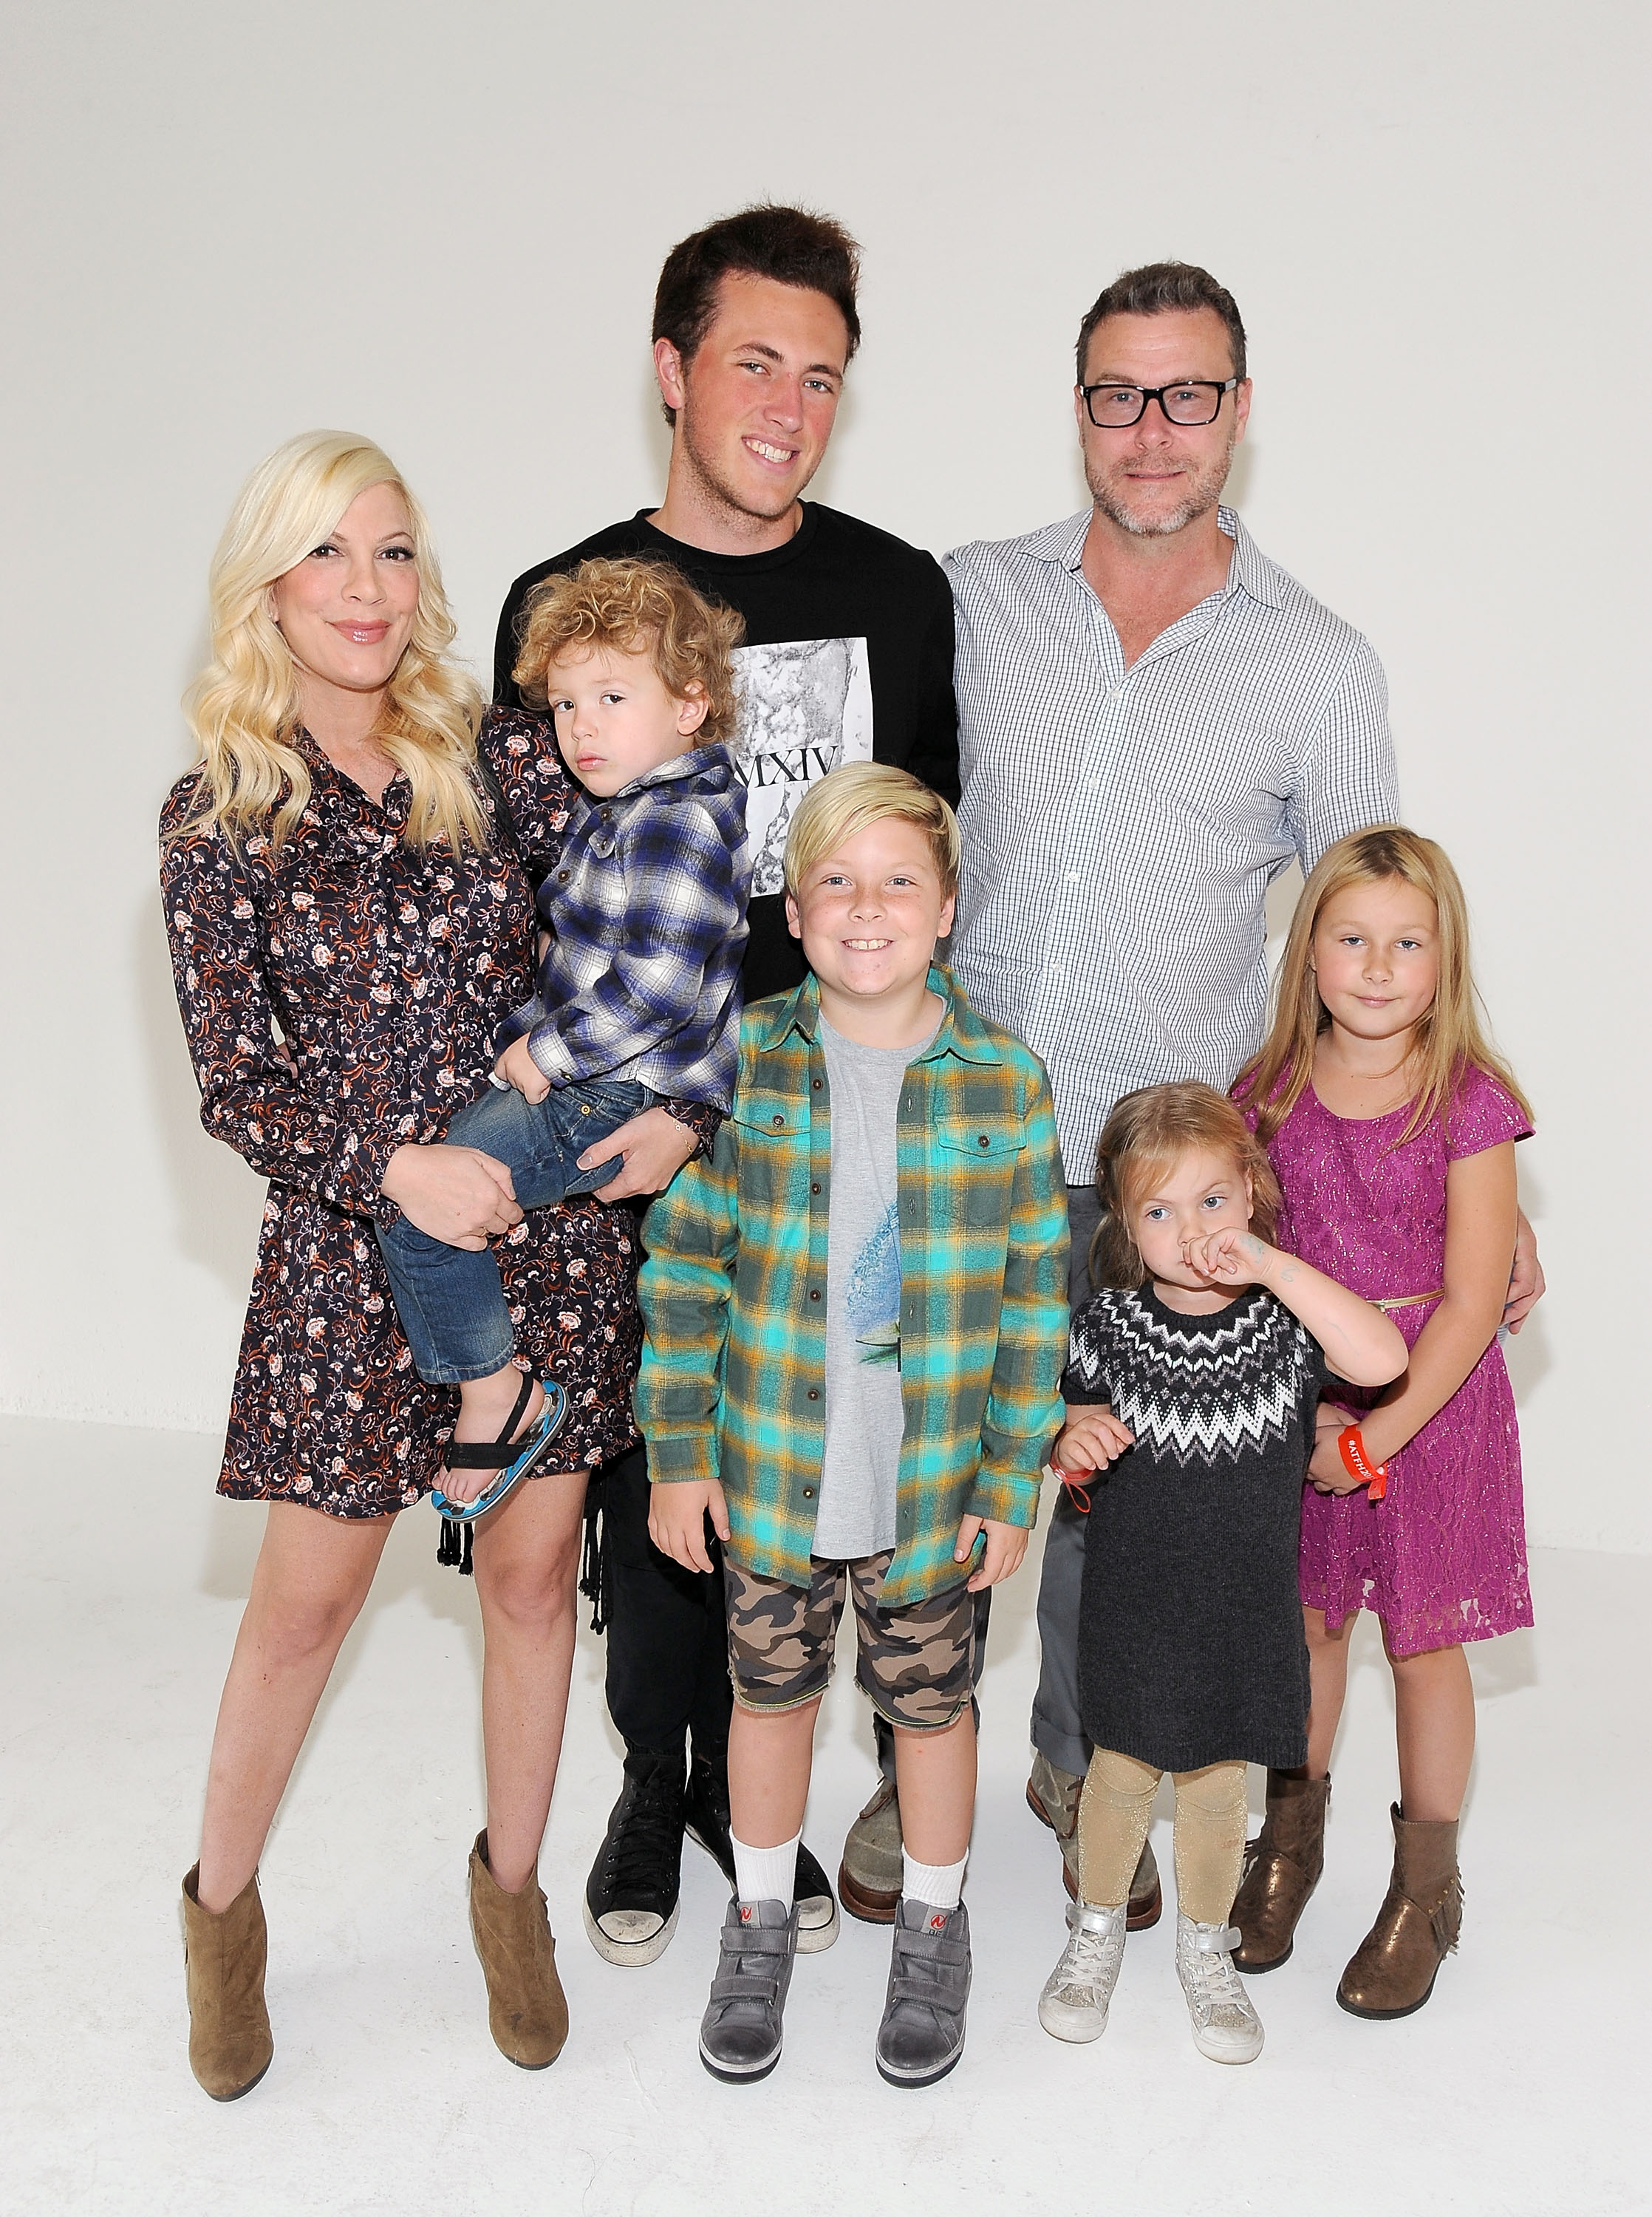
[162,432,709,2099]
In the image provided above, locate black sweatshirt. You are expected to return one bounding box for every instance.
[493,503,960,1003]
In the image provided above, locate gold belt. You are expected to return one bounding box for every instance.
[1374,1288,1444,1310]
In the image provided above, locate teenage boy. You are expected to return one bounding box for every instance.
[494,205,960,1966]
[376,556,750,1499]
[636,765,1068,2086]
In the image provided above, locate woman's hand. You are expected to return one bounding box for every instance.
[584,1106,700,1202]
[954,1515,1028,1592]
[1053,1408,1135,1475]
[379,1142,522,1251]
[648,1477,731,1573]
[1308,1400,1365,1494]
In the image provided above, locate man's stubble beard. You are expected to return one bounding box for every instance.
[1086,432,1235,538]
[677,402,819,527]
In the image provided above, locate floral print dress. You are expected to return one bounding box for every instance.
[160,707,700,1519]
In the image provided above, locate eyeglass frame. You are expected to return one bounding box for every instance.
[1079,377,1240,429]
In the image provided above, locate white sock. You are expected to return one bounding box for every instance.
[731,1830,800,1907]
[903,1850,968,1911]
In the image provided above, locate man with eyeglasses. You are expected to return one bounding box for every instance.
[835,259,1543,1924]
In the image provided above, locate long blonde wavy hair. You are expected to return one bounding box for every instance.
[1237,825,1530,1144]
[177,430,487,852]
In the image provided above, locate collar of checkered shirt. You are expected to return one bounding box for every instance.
[1024,503,1286,613]
[751,963,1003,1070]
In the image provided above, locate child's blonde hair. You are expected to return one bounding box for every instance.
[513,556,745,746]
[177,430,486,854]
[782,762,960,898]
[1090,1082,1282,1290]
[1237,824,1529,1145]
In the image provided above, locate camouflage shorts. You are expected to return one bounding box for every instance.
[723,1553,977,1732]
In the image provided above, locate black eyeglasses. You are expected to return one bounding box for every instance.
[1080,378,1239,429]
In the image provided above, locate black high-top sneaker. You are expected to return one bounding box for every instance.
[683,1750,840,1953]
[582,1746,687,1967]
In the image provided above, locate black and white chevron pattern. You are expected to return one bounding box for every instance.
[1068,1288,1315,1469]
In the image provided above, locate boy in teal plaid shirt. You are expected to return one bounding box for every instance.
[637,763,1068,2088]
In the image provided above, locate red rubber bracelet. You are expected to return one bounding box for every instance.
[1337,1424,1388,1499]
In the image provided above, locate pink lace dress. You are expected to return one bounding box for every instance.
[1258,1065,1534,1657]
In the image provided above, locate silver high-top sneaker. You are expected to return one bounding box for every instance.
[1037,1898,1128,2042]
[1175,1913,1265,2064]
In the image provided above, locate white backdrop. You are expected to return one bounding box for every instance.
[1,1,1645,1548]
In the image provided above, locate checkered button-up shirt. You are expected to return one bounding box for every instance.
[496,739,751,1112]
[945,506,1399,1176]
[635,967,1070,1606]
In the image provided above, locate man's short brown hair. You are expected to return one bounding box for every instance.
[513,556,745,748]
[1075,261,1247,386]
[652,204,861,426]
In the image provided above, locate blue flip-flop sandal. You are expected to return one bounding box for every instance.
[431,1372,570,1525]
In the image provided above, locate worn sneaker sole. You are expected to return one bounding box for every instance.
[875,2022,966,2089]
[1026,1784,1164,1931]
[581,1896,680,1968]
[1190,2023,1265,2063]
[1037,1994,1109,2043]
[699,2034,782,2084]
[796,1893,840,1953]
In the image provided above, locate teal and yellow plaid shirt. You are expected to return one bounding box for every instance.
[635,967,1070,1606]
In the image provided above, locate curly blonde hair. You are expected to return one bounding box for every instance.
[177,430,487,853]
[1235,825,1530,1145]
[512,556,745,746]
[1090,1082,1282,1290]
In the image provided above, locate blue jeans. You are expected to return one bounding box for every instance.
[376,1076,652,1385]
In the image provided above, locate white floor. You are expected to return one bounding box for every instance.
[1,1416,1645,2217]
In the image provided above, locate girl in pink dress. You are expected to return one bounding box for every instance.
[1232,825,1533,2021]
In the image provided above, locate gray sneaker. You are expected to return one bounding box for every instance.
[875,1898,972,2088]
[698,1898,798,2083]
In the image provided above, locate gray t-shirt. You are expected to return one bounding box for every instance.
[811,1010,939,1560]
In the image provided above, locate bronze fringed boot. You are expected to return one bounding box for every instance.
[469,1831,570,2068]
[1337,1802,1463,2019]
[1232,1771,1331,1972]
[181,1864,274,2100]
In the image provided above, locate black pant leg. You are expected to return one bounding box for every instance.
[602,1441,731,1758]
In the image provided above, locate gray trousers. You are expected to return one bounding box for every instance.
[1029,1184,1102,1780]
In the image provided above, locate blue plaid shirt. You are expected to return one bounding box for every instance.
[496,741,751,1113]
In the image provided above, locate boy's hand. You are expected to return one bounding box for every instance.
[1182,1225,1273,1286]
[495,1034,551,1104]
[1052,1409,1135,1475]
[647,1477,731,1574]
[1308,1401,1366,1494]
[586,1106,700,1201]
[955,1515,1028,1593]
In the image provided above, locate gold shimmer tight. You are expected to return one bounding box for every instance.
[1076,1748,1248,1926]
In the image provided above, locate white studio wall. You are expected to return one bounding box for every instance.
[0,1,1645,1546]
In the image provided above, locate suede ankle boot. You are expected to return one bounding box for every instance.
[1337,1802,1463,2020]
[1232,1771,1330,1972]
[469,1831,570,2068]
[181,1863,273,2101]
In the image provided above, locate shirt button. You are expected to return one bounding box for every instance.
[807,1388,819,1401]
[811,1078,822,1090]
[977,1134,990,1148]
[810,1182,822,1195]
[809,1289,821,1301]
[771,1114,785,1128]
[802,1487,815,1499]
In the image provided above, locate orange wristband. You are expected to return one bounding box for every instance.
[1337,1424,1388,1500]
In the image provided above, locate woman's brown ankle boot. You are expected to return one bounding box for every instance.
[468,1831,569,2069]
[1232,1771,1330,1972]
[181,1864,273,2100]
[1337,1802,1463,2019]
